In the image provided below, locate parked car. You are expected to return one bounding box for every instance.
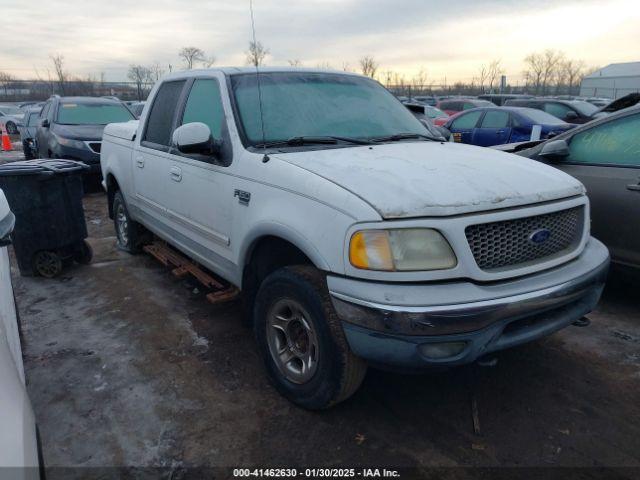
[0,188,42,475]
[401,102,451,140]
[102,67,608,409]
[0,105,24,135]
[477,94,534,106]
[412,96,437,106]
[516,105,640,269]
[36,96,135,177]
[591,93,640,119]
[504,98,599,124]
[444,106,575,147]
[585,97,611,107]
[128,101,146,118]
[18,108,42,160]
[424,105,450,126]
[436,98,494,116]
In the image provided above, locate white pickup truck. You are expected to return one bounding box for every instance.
[101,68,609,409]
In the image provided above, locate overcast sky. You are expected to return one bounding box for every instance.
[2,0,639,83]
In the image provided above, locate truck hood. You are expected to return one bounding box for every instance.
[274,142,585,218]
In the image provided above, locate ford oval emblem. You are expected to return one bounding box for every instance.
[529,228,551,245]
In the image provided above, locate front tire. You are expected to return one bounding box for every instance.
[112,191,144,253]
[254,265,367,409]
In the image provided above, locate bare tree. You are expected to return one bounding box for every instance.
[411,68,428,93]
[0,71,15,98]
[288,59,302,67]
[523,52,545,94]
[477,64,489,93]
[359,55,378,78]
[149,62,165,81]
[487,59,504,92]
[563,59,585,94]
[127,64,152,100]
[179,47,205,69]
[541,49,564,95]
[50,54,67,95]
[202,56,216,68]
[246,41,269,67]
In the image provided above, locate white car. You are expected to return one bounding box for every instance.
[0,105,24,135]
[101,68,609,409]
[0,188,41,476]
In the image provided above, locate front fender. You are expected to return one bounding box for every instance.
[239,222,331,273]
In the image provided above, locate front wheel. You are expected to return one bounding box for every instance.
[254,265,367,409]
[112,191,144,253]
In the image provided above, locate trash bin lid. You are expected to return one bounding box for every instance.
[0,159,89,177]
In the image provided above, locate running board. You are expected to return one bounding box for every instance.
[143,241,239,304]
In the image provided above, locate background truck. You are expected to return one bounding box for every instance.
[101,68,609,409]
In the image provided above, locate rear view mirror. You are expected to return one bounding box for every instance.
[172,122,221,156]
[40,118,50,128]
[539,139,570,159]
[565,111,578,120]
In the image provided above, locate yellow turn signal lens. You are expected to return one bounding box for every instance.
[349,230,394,271]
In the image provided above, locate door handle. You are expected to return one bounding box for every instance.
[496,130,504,134]
[136,157,145,168]
[627,183,640,192]
[169,166,182,182]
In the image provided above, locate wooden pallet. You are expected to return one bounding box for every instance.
[143,241,239,304]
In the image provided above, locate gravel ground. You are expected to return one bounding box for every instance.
[2,149,639,478]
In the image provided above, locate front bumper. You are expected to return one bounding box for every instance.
[54,145,101,173]
[329,238,609,368]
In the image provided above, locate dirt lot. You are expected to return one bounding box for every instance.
[2,149,640,478]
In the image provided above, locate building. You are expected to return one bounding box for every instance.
[580,61,640,99]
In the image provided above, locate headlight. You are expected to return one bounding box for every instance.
[349,229,457,271]
[54,134,86,150]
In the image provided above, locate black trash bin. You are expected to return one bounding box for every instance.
[0,159,93,277]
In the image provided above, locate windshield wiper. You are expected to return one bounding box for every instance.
[370,133,441,143]
[256,135,372,148]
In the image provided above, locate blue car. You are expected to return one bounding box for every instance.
[444,107,575,147]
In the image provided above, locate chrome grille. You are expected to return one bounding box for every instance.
[465,206,584,271]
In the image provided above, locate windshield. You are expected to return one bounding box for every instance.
[570,100,598,116]
[56,102,134,125]
[231,72,427,146]
[520,108,568,125]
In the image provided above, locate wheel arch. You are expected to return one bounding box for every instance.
[105,173,121,219]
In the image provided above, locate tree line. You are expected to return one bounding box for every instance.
[0,46,599,102]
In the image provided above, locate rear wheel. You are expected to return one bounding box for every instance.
[254,265,367,409]
[6,121,17,135]
[33,251,63,278]
[113,191,144,253]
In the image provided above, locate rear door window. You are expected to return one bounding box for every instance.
[567,113,640,167]
[451,111,482,129]
[480,110,510,128]
[142,80,186,149]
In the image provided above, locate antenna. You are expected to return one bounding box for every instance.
[249,0,269,163]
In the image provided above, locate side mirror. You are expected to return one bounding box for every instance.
[539,139,570,160]
[564,111,578,120]
[172,122,220,156]
[40,118,50,128]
